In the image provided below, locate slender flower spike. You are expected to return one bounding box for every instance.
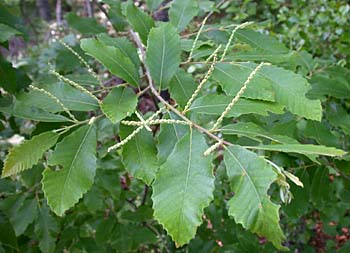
[211,62,269,131]
[29,85,78,122]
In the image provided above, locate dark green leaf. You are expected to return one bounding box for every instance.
[101,86,138,124]
[125,1,155,45]
[212,63,276,101]
[169,69,197,108]
[121,125,158,185]
[42,124,97,216]
[189,94,284,117]
[152,128,215,246]
[146,22,181,90]
[81,38,140,87]
[169,0,198,32]
[66,13,106,35]
[224,146,286,250]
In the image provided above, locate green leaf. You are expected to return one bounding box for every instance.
[230,62,322,121]
[146,23,181,90]
[2,131,59,178]
[17,82,99,112]
[308,66,350,99]
[212,63,276,101]
[0,99,70,122]
[152,128,215,246]
[0,210,17,251]
[220,122,299,144]
[0,57,16,94]
[125,1,155,45]
[245,144,346,157]
[224,146,286,250]
[103,0,127,31]
[120,125,158,185]
[235,29,289,54]
[157,112,188,164]
[146,0,163,11]
[97,33,140,70]
[65,73,100,86]
[189,94,284,117]
[66,12,106,35]
[42,124,97,216]
[81,38,140,87]
[169,69,197,108]
[169,0,198,32]
[101,86,137,124]
[34,204,58,253]
[0,23,21,43]
[11,198,38,236]
[303,120,340,147]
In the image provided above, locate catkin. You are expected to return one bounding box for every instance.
[29,85,78,122]
[203,141,223,156]
[107,107,165,152]
[220,22,253,61]
[186,15,210,63]
[59,39,104,87]
[121,119,190,126]
[51,69,100,103]
[183,47,220,113]
[211,62,268,130]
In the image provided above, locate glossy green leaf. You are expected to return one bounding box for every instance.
[97,33,140,70]
[224,146,286,250]
[125,1,155,45]
[220,122,299,144]
[0,99,70,122]
[245,144,346,157]
[146,22,181,90]
[17,83,99,112]
[235,29,289,54]
[101,86,137,124]
[120,125,158,185]
[11,198,38,236]
[169,69,197,108]
[65,73,100,86]
[157,112,188,164]
[81,38,140,87]
[189,94,284,117]
[66,12,106,35]
[42,124,97,216]
[230,62,322,121]
[2,131,59,178]
[169,0,198,32]
[34,204,58,253]
[212,63,275,101]
[152,128,215,246]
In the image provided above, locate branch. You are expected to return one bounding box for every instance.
[129,30,233,147]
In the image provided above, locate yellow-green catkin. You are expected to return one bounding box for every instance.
[29,85,78,122]
[211,62,268,131]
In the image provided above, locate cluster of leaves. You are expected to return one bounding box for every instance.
[227,0,350,67]
[0,0,349,252]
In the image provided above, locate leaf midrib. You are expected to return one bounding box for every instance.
[225,147,262,205]
[59,124,94,212]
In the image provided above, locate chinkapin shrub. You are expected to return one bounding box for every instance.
[0,0,349,252]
